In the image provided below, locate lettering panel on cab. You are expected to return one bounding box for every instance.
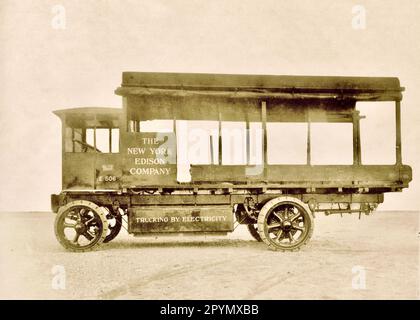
[122,132,177,186]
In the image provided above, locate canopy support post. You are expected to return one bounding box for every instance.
[262,101,268,181]
[218,111,222,165]
[109,128,112,153]
[246,113,250,165]
[352,110,361,165]
[93,113,97,190]
[307,111,311,165]
[209,135,214,165]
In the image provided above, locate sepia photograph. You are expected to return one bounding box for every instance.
[0,0,419,303]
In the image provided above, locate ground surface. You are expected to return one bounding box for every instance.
[0,211,418,299]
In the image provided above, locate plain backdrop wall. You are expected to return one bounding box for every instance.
[0,0,419,211]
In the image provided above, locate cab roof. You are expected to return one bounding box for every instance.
[53,107,121,118]
[53,107,121,127]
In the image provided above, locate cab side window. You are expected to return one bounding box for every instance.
[64,127,119,153]
[65,127,88,153]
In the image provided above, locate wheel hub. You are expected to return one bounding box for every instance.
[282,220,292,230]
[75,223,87,234]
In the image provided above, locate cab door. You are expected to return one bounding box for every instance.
[92,115,122,190]
[60,110,122,190]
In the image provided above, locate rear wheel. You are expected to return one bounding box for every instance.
[247,224,262,242]
[54,200,108,252]
[257,197,314,251]
[102,206,123,243]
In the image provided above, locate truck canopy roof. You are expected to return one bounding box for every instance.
[116,72,404,101]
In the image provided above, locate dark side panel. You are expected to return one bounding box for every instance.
[190,164,412,188]
[128,205,234,233]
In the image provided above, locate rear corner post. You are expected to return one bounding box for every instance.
[395,100,402,165]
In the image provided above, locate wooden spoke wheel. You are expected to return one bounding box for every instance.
[54,200,108,252]
[257,197,314,251]
[102,206,123,243]
[247,224,262,242]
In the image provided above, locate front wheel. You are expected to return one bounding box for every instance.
[257,197,314,251]
[54,200,108,252]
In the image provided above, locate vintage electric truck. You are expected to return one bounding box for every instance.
[51,72,412,251]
